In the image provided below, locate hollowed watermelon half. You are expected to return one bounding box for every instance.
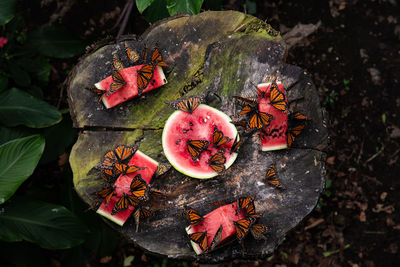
[258,82,288,151]
[185,202,246,255]
[162,104,238,179]
[94,65,167,109]
[96,150,159,226]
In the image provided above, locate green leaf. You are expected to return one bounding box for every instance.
[8,62,31,87]
[0,126,33,145]
[166,0,203,15]
[27,26,86,58]
[15,56,51,86]
[136,0,155,13]
[0,88,62,128]
[143,0,170,23]
[0,135,45,204]
[0,196,88,249]
[245,0,257,15]
[0,0,17,25]
[0,73,8,93]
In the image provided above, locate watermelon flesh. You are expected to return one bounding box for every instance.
[162,104,238,179]
[185,202,246,254]
[94,65,167,109]
[258,82,288,151]
[96,150,159,226]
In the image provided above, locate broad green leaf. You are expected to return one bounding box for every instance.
[166,0,203,15]
[143,0,170,23]
[9,62,31,87]
[0,73,8,93]
[0,126,33,145]
[0,88,62,128]
[0,135,45,204]
[15,56,51,85]
[0,0,17,25]
[136,0,155,13]
[0,197,88,249]
[27,26,86,58]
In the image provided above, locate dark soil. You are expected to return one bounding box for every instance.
[11,0,400,266]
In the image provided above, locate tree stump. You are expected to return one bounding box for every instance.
[67,11,328,262]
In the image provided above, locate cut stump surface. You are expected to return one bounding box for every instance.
[68,11,328,262]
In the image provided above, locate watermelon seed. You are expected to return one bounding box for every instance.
[189,122,193,126]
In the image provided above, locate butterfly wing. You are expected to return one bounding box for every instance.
[212,125,232,148]
[154,163,171,177]
[85,87,105,103]
[124,42,139,62]
[291,111,309,120]
[97,186,115,206]
[238,196,255,211]
[107,70,126,96]
[151,45,167,67]
[188,231,208,253]
[210,225,223,250]
[187,139,210,162]
[250,223,270,240]
[266,164,285,189]
[167,95,203,114]
[113,144,137,163]
[207,151,226,175]
[230,134,243,154]
[137,64,154,95]
[183,208,203,225]
[234,217,255,241]
[113,54,124,71]
[246,201,261,218]
[130,174,149,200]
[111,193,130,215]
[287,124,305,147]
[269,82,288,113]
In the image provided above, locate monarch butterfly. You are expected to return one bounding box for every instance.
[111,192,140,215]
[101,150,118,169]
[151,45,168,67]
[250,223,269,240]
[287,124,305,147]
[141,45,148,62]
[212,125,232,148]
[269,82,288,114]
[230,134,243,154]
[207,150,226,175]
[233,95,257,106]
[107,70,126,96]
[290,111,309,121]
[133,206,152,232]
[113,144,138,163]
[234,217,255,241]
[154,163,171,177]
[100,167,116,178]
[265,164,285,189]
[188,231,208,253]
[183,208,203,225]
[130,174,149,200]
[210,225,223,250]
[113,54,124,71]
[97,186,115,207]
[167,95,203,114]
[85,87,105,103]
[124,42,139,63]
[238,196,255,211]
[187,139,210,162]
[246,111,274,132]
[114,163,143,176]
[251,81,267,99]
[245,201,262,218]
[137,64,155,95]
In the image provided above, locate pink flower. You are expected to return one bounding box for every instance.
[0,37,8,48]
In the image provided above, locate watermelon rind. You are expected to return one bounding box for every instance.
[185,225,203,255]
[162,104,238,179]
[96,207,126,226]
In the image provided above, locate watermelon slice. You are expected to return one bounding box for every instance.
[96,150,159,226]
[94,65,167,109]
[185,202,246,255]
[162,104,239,179]
[258,82,288,151]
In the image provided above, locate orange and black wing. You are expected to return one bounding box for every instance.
[250,223,270,240]
[130,174,149,200]
[154,163,171,177]
[287,124,305,147]
[246,201,261,218]
[124,42,139,63]
[97,186,115,207]
[111,193,129,215]
[183,208,203,225]
[151,45,168,67]
[113,54,124,71]
[290,111,309,121]
[187,139,210,162]
[207,151,226,175]
[168,95,202,114]
[101,150,118,169]
[212,125,232,148]
[246,111,273,132]
[139,207,153,219]
[107,70,126,96]
[85,87,105,103]
[265,164,285,189]
[233,95,257,106]
[137,64,154,95]
[188,231,208,253]
[210,225,223,250]
[113,144,137,163]
[238,196,255,211]
[230,134,243,154]
[269,82,288,113]
[234,217,255,241]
